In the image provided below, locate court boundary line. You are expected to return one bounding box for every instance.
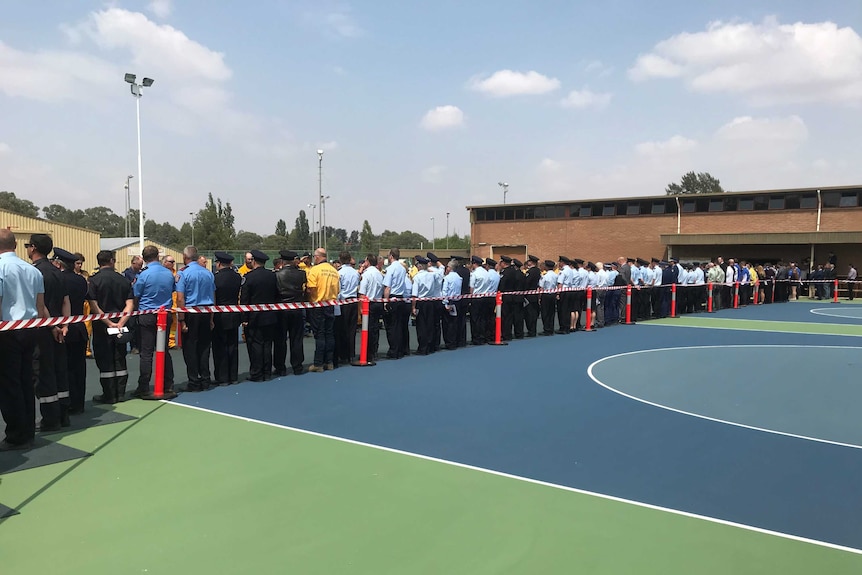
[648,321,862,338]
[810,308,862,320]
[588,345,862,451]
[166,400,862,556]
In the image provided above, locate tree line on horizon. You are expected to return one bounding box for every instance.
[0,191,469,254]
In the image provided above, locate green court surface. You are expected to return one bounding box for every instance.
[653,316,862,337]
[2,401,860,574]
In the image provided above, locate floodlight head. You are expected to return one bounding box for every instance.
[124,73,136,84]
[142,77,154,87]
[498,182,508,187]
[317,149,324,157]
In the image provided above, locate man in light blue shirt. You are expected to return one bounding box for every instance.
[0,229,46,450]
[556,257,574,333]
[539,259,558,335]
[411,257,439,355]
[133,245,176,396]
[382,248,410,359]
[441,260,462,350]
[176,245,215,390]
[468,255,490,345]
[336,251,361,365]
[359,254,384,360]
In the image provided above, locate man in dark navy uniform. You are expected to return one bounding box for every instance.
[523,255,541,337]
[273,250,307,376]
[240,250,279,381]
[53,248,89,414]
[451,255,471,348]
[212,251,242,385]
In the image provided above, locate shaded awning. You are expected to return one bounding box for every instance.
[661,232,862,246]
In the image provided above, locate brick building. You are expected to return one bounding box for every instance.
[467,185,862,269]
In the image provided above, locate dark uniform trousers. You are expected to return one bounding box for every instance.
[469,298,487,345]
[414,300,436,354]
[65,326,88,412]
[431,301,443,352]
[92,322,130,402]
[455,298,468,348]
[182,313,212,387]
[308,307,335,366]
[384,298,409,358]
[501,297,523,340]
[138,313,174,393]
[442,302,459,350]
[524,296,539,336]
[246,323,275,380]
[0,330,38,446]
[367,302,384,359]
[274,309,305,375]
[33,327,67,425]
[334,302,358,366]
[540,293,556,335]
[604,289,620,324]
[484,296,499,343]
[212,322,239,384]
[557,292,572,332]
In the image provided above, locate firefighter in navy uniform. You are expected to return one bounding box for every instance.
[212,251,243,385]
[240,250,279,381]
[451,255,471,347]
[273,250,307,376]
[53,248,89,414]
[523,255,541,337]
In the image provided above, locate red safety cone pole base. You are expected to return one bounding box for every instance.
[142,390,179,401]
[350,359,377,366]
[352,298,377,365]
[489,292,508,345]
[143,308,177,400]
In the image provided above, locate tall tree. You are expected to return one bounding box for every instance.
[666,171,724,195]
[0,191,39,217]
[359,220,375,253]
[195,194,236,250]
[347,229,359,248]
[234,231,263,250]
[275,219,287,237]
[289,210,310,250]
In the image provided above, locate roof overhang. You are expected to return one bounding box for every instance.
[661,232,862,246]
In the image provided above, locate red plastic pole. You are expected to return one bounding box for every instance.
[753,281,759,305]
[489,292,507,345]
[671,283,677,318]
[734,282,740,309]
[352,298,375,366]
[834,279,839,303]
[585,287,593,332]
[154,309,167,397]
[625,285,633,324]
[707,282,714,313]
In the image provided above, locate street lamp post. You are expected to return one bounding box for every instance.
[317,149,324,251]
[124,73,154,254]
[498,181,509,204]
[321,195,330,253]
[307,203,316,250]
[189,212,195,245]
[431,217,435,250]
[446,212,450,250]
[123,175,133,237]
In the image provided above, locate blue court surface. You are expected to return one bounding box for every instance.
[174,305,862,553]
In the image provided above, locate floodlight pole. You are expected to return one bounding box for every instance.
[499,182,509,205]
[125,73,154,255]
[317,149,324,251]
[431,217,435,250]
[446,212,450,250]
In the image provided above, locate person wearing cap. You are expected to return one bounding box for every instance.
[133,245,176,396]
[334,251,360,367]
[358,254,384,360]
[298,253,312,272]
[306,247,340,371]
[27,233,71,429]
[426,252,444,277]
[659,259,677,318]
[212,251,243,384]
[522,255,540,337]
[53,248,89,414]
[468,255,491,345]
[176,245,216,391]
[410,256,439,355]
[382,248,411,359]
[537,260,558,335]
[440,258,463,350]
[482,258,501,342]
[87,249,136,405]
[0,229,47,450]
[571,259,589,331]
[555,256,573,333]
[497,256,516,341]
[426,253,445,346]
[240,249,279,380]
[272,250,306,377]
[448,256,470,347]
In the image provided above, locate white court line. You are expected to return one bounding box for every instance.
[810,308,862,320]
[165,399,862,556]
[588,345,862,451]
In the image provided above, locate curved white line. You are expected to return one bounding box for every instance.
[648,322,862,338]
[810,308,862,320]
[587,344,862,451]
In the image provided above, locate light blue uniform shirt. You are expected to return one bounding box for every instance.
[338,265,360,299]
[176,261,215,306]
[630,265,643,286]
[411,270,438,298]
[0,251,44,320]
[359,266,384,299]
[557,265,574,289]
[487,269,500,292]
[383,260,408,297]
[573,267,589,289]
[652,266,662,286]
[442,270,462,302]
[540,270,558,291]
[692,267,705,284]
[134,261,175,310]
[678,268,689,285]
[587,271,598,288]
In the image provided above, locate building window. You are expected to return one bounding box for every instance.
[753,195,768,210]
[840,193,859,207]
[515,208,525,219]
[546,205,566,218]
[534,206,546,219]
[708,199,723,212]
[503,209,515,220]
[591,204,604,217]
[739,198,754,211]
[626,203,640,215]
[768,195,785,210]
[579,205,592,217]
[601,204,615,216]
[723,197,738,211]
[651,201,666,214]
[569,204,580,217]
[800,194,817,208]
[785,195,800,209]
[822,192,841,208]
[681,200,696,213]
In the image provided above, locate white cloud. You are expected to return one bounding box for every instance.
[584,60,613,76]
[635,135,698,156]
[420,105,464,131]
[0,142,10,154]
[560,88,612,109]
[469,70,560,97]
[421,165,447,183]
[148,0,173,19]
[715,115,808,143]
[538,158,561,171]
[304,7,364,39]
[628,18,862,104]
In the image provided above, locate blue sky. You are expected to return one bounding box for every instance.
[1,1,860,240]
